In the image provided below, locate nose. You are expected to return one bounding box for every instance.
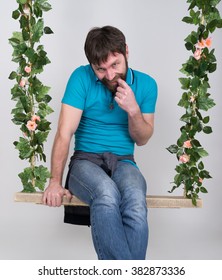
[105,69,115,81]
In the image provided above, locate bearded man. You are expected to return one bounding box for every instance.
[43,26,157,260]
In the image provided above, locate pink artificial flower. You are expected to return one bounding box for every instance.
[24,66,31,74]
[19,78,26,87]
[194,48,202,60]
[204,37,212,48]
[26,120,37,131]
[196,38,212,49]
[183,140,192,149]
[179,154,190,163]
[31,115,41,122]
[195,39,206,49]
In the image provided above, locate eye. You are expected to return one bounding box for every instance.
[97,67,105,73]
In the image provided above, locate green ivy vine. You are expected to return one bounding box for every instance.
[167,0,222,205]
[9,0,53,192]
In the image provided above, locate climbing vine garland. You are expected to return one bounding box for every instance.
[9,0,53,192]
[167,0,222,205]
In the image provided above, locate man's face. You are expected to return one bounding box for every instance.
[91,52,128,93]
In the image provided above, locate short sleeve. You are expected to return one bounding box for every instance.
[140,76,158,114]
[61,66,87,110]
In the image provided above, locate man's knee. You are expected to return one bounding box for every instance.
[93,180,121,206]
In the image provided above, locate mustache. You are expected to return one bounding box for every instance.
[102,73,125,84]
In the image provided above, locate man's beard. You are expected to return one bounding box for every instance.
[101,60,128,94]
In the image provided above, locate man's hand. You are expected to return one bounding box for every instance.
[114,78,139,115]
[115,78,154,146]
[42,181,72,207]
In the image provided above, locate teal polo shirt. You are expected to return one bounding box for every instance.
[62,64,157,155]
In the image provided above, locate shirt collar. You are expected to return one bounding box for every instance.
[125,68,134,85]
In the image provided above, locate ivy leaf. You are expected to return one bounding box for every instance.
[200,187,208,193]
[37,103,53,118]
[173,173,183,187]
[197,148,209,157]
[14,137,34,159]
[203,126,213,134]
[191,139,201,147]
[20,96,31,113]
[12,10,20,20]
[34,165,50,191]
[36,0,52,12]
[36,85,51,102]
[188,1,196,10]
[203,116,210,124]
[208,63,217,73]
[12,112,27,125]
[22,29,30,41]
[192,197,197,206]
[9,32,23,46]
[44,26,53,34]
[197,96,216,111]
[207,19,218,32]
[34,131,49,144]
[8,71,17,80]
[185,42,194,50]
[18,167,35,193]
[177,130,188,146]
[32,19,44,42]
[200,170,212,179]
[179,78,190,89]
[198,161,204,170]
[16,0,28,4]
[180,113,191,123]
[189,9,200,25]
[24,47,36,62]
[190,77,200,90]
[37,119,51,131]
[20,14,29,29]
[182,16,193,24]
[166,144,178,154]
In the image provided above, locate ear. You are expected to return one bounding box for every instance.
[125,44,129,59]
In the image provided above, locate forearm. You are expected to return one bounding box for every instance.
[128,107,154,146]
[43,104,82,206]
[49,131,71,185]
[43,132,72,206]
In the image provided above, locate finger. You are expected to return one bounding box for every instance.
[43,192,51,206]
[51,195,59,207]
[116,87,127,95]
[55,194,62,207]
[114,96,122,105]
[45,195,52,207]
[117,78,126,87]
[115,92,122,99]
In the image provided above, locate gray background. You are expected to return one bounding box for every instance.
[0,0,221,259]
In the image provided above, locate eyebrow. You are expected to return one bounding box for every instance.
[94,58,121,69]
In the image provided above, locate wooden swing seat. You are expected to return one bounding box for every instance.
[14,192,202,208]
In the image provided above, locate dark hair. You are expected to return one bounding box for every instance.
[84,26,126,65]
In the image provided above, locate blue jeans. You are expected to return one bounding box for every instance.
[68,159,148,260]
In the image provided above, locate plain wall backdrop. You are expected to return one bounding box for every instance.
[0,0,222,260]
